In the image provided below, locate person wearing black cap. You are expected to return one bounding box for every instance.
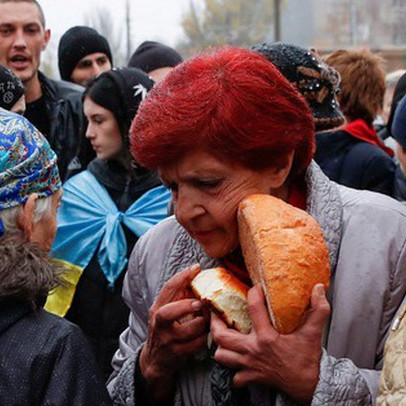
[58,26,113,87]
[128,40,182,83]
[0,64,25,114]
[47,68,170,379]
[252,42,345,132]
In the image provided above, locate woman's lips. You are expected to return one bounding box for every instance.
[191,230,214,240]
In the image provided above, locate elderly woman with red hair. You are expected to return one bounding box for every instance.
[108,47,406,405]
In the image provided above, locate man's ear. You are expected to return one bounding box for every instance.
[42,29,51,51]
[17,193,38,241]
[265,150,295,190]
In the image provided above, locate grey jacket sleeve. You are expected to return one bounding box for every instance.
[272,351,372,406]
[107,242,149,405]
[311,351,372,405]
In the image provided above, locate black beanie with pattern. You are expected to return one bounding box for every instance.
[0,64,24,111]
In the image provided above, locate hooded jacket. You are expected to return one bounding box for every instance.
[108,162,406,405]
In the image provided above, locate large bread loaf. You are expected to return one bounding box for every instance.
[237,194,330,334]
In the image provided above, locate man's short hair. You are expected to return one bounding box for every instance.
[0,0,46,27]
[326,49,386,125]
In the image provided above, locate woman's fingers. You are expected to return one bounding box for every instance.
[214,346,245,369]
[171,333,208,356]
[154,264,201,307]
[211,312,248,353]
[247,285,276,337]
[155,298,202,325]
[300,283,330,335]
[172,316,208,342]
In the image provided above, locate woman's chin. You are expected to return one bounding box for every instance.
[198,240,237,259]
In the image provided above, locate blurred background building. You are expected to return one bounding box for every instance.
[41,0,406,78]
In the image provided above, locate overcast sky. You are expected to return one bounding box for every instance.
[40,0,196,76]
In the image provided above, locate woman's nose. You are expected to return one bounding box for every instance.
[174,188,205,222]
[85,123,95,139]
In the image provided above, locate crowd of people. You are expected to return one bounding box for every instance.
[1,0,406,405]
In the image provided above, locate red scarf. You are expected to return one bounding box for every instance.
[343,119,394,157]
[224,179,307,284]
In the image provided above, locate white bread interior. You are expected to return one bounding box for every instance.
[238,194,330,334]
[191,267,252,334]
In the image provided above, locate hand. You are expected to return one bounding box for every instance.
[211,283,330,404]
[140,264,210,401]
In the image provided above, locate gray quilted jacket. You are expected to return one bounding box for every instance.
[108,162,406,405]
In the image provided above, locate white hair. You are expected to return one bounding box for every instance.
[0,195,53,235]
[386,70,406,88]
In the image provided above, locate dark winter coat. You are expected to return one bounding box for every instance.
[0,299,112,405]
[38,72,94,181]
[393,165,406,201]
[315,129,396,196]
[0,236,111,405]
[65,158,161,380]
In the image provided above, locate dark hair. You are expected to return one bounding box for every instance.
[131,46,315,176]
[83,68,154,140]
[326,49,385,126]
[0,0,46,27]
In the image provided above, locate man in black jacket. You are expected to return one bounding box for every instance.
[0,0,93,180]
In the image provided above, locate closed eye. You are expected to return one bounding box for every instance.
[194,179,222,189]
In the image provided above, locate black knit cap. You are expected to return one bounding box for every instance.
[58,26,113,82]
[0,64,24,111]
[128,41,182,73]
[84,67,154,141]
[252,42,345,131]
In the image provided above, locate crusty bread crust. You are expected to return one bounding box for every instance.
[191,267,252,334]
[238,194,330,334]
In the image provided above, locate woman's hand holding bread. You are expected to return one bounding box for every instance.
[211,283,330,404]
[139,265,210,403]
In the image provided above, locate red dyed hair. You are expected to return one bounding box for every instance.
[131,46,315,175]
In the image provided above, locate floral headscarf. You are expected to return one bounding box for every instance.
[0,108,61,214]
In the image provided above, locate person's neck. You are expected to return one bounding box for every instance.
[24,74,43,104]
[272,182,290,202]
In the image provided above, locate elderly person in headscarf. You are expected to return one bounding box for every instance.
[0,108,112,405]
[107,46,406,405]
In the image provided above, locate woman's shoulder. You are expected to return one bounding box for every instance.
[27,307,85,341]
[338,184,406,220]
[130,216,184,265]
[1,305,87,355]
[337,185,406,259]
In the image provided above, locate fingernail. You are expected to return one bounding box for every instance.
[191,263,200,271]
[192,300,202,311]
[316,284,325,297]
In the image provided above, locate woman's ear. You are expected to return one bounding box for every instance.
[17,193,39,242]
[265,150,295,190]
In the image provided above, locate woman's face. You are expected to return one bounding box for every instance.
[160,150,292,258]
[83,97,123,161]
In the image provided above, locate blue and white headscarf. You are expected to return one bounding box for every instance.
[0,108,61,234]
